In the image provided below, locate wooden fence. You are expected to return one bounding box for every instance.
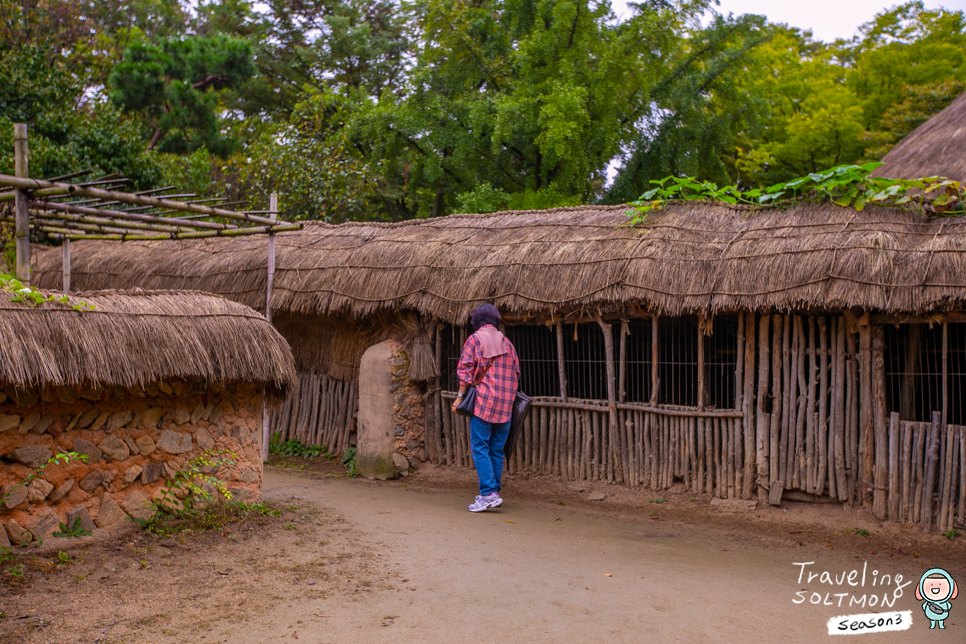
[268,371,356,456]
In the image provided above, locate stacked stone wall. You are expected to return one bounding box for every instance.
[0,380,263,546]
[389,345,426,475]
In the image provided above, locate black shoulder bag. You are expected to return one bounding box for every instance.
[455,358,493,417]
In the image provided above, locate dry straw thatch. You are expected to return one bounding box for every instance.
[32,202,966,321]
[0,289,296,400]
[873,89,966,182]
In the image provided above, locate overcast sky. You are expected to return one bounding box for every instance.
[613,0,966,42]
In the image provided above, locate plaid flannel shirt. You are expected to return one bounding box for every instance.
[456,327,520,424]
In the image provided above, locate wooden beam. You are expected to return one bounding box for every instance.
[0,174,277,226]
[62,239,70,292]
[651,314,659,405]
[13,124,29,284]
[697,313,706,410]
[262,193,278,464]
[618,319,627,403]
[555,320,567,401]
[598,316,622,482]
[31,199,234,231]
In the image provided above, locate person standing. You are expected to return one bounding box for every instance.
[451,303,520,512]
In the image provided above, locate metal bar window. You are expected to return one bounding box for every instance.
[885,324,945,423]
[705,316,740,409]
[504,324,560,397]
[624,318,653,403]
[657,316,698,407]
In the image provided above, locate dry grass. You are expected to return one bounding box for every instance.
[31,203,966,324]
[0,289,296,401]
[874,88,966,181]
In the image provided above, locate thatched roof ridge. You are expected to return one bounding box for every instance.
[0,289,296,400]
[31,203,966,321]
[872,89,966,181]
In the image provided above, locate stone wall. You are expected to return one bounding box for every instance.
[389,344,426,476]
[0,380,264,547]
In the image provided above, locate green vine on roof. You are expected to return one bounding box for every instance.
[627,162,963,225]
[0,274,95,311]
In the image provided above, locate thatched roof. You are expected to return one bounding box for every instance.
[31,203,966,320]
[872,89,966,181]
[0,289,296,400]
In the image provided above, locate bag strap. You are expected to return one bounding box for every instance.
[474,357,495,386]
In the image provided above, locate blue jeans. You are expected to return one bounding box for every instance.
[470,415,511,496]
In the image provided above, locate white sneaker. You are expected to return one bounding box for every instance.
[468,493,501,512]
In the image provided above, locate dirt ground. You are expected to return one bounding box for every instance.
[2,455,965,643]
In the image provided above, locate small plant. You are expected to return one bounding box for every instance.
[844,527,869,537]
[649,497,667,504]
[56,551,71,566]
[1,451,88,508]
[134,449,237,533]
[942,528,959,540]
[5,564,24,580]
[0,273,95,311]
[283,523,297,530]
[269,433,324,459]
[341,446,357,477]
[53,517,92,539]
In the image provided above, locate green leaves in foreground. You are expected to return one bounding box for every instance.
[629,162,964,224]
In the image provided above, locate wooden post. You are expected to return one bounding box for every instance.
[742,312,756,498]
[14,123,29,284]
[261,192,278,463]
[888,412,900,520]
[598,317,623,482]
[872,326,888,519]
[923,411,941,532]
[734,313,745,496]
[697,313,706,410]
[551,320,566,402]
[62,238,70,292]
[859,323,873,507]
[769,315,782,490]
[756,314,771,504]
[651,315,659,405]
[619,319,627,403]
[942,322,948,434]
[833,318,848,501]
[900,325,921,421]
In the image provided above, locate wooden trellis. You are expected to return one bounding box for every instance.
[0,123,301,289]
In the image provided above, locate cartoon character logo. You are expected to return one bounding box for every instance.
[916,568,958,630]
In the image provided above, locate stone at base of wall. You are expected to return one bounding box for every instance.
[356,455,399,481]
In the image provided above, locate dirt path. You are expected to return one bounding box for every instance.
[257,469,962,643]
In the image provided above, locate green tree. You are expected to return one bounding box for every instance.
[108,34,257,155]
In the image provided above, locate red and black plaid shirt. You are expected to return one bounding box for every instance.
[457,327,520,424]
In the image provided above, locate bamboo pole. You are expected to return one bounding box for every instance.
[743,312,756,499]
[48,222,300,241]
[756,314,771,504]
[29,200,217,231]
[619,320,627,404]
[924,412,942,532]
[0,173,279,225]
[794,317,808,489]
[913,423,925,524]
[13,124,29,284]
[697,416,705,494]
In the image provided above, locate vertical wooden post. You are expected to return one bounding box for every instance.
[742,312,756,498]
[923,411,942,532]
[859,321,873,507]
[697,313,706,410]
[756,314,771,504]
[262,192,278,463]
[598,317,622,483]
[62,238,70,292]
[872,326,888,519]
[888,412,900,519]
[942,322,948,433]
[734,313,745,495]
[555,320,567,401]
[618,319,627,403]
[833,318,848,501]
[651,315,659,405]
[769,315,782,490]
[14,123,29,284]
